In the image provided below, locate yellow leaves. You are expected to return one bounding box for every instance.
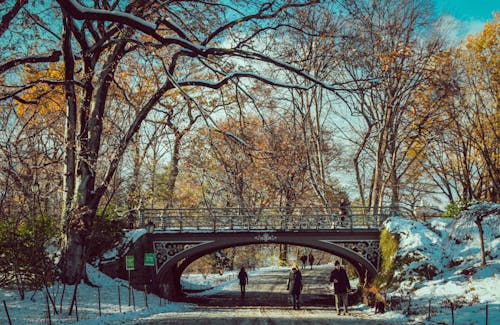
[463,13,499,92]
[17,63,65,116]
[465,13,499,54]
[377,42,413,72]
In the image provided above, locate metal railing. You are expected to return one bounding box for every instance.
[131,206,406,232]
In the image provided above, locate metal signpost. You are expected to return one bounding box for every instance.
[126,256,134,306]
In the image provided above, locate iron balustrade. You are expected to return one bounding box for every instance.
[133,206,406,232]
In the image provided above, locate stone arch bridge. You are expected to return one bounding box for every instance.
[108,206,397,299]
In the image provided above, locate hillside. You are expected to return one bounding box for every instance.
[380,203,499,324]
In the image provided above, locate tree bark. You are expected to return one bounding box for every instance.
[474,216,486,266]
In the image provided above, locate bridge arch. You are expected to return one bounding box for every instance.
[148,231,380,299]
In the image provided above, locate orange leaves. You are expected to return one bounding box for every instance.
[16,63,65,116]
[378,42,413,72]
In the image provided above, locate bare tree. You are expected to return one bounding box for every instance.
[335,0,444,212]
[1,0,367,285]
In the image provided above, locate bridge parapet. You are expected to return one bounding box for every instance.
[135,206,400,232]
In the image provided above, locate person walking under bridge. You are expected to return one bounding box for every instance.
[330,260,351,315]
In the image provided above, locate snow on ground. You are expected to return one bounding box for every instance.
[0,265,193,324]
[183,265,291,296]
[1,203,498,324]
[383,203,500,324]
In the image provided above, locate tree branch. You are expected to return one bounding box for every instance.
[0,0,28,38]
[0,51,62,75]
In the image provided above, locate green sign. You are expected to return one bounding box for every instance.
[144,253,155,266]
[126,256,135,270]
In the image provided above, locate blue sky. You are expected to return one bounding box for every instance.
[432,0,498,41]
[434,0,498,21]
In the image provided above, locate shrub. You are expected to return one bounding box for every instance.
[0,214,58,299]
[443,200,472,218]
[374,228,399,289]
[86,209,127,262]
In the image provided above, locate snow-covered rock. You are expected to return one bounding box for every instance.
[382,202,500,324]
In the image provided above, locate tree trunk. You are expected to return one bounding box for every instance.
[59,205,96,284]
[474,216,486,266]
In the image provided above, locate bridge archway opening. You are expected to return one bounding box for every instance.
[154,240,377,298]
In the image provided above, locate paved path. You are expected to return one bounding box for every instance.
[132,266,401,324]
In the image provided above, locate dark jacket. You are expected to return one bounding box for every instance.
[308,254,315,265]
[287,269,303,294]
[330,267,351,293]
[238,270,248,285]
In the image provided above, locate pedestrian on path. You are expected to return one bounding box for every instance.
[238,267,248,297]
[300,255,307,270]
[330,260,351,315]
[308,252,315,270]
[339,198,351,227]
[287,264,303,310]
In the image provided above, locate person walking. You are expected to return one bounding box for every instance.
[287,264,303,310]
[339,198,350,227]
[330,260,351,315]
[300,255,307,270]
[238,267,249,297]
[308,252,315,270]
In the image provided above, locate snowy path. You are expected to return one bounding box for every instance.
[131,266,402,324]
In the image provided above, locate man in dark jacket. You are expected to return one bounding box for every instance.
[287,264,303,310]
[330,260,351,315]
[238,267,248,297]
[300,255,307,270]
[308,252,315,270]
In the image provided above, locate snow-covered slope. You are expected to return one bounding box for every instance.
[382,203,499,324]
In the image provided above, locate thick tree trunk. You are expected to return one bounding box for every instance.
[59,205,96,284]
[165,133,182,208]
[61,12,77,227]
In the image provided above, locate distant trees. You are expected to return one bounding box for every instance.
[184,114,308,208]
[418,14,499,204]
[334,0,446,212]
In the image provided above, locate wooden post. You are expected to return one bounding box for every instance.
[452,303,455,324]
[128,270,131,306]
[3,300,12,325]
[428,299,431,320]
[118,286,122,313]
[75,293,79,322]
[486,303,488,325]
[406,294,411,315]
[132,287,136,311]
[59,284,65,314]
[97,287,102,317]
[46,293,52,325]
[144,285,149,308]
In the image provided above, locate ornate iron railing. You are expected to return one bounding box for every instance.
[130,206,408,232]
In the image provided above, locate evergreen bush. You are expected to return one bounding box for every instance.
[443,200,472,218]
[0,214,57,299]
[86,209,127,262]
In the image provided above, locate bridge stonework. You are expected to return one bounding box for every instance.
[126,230,381,300]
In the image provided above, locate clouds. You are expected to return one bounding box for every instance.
[434,14,488,45]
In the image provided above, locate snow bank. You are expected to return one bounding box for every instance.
[0,264,193,324]
[382,202,500,324]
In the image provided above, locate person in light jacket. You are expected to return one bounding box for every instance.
[287,264,303,310]
[330,260,351,315]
